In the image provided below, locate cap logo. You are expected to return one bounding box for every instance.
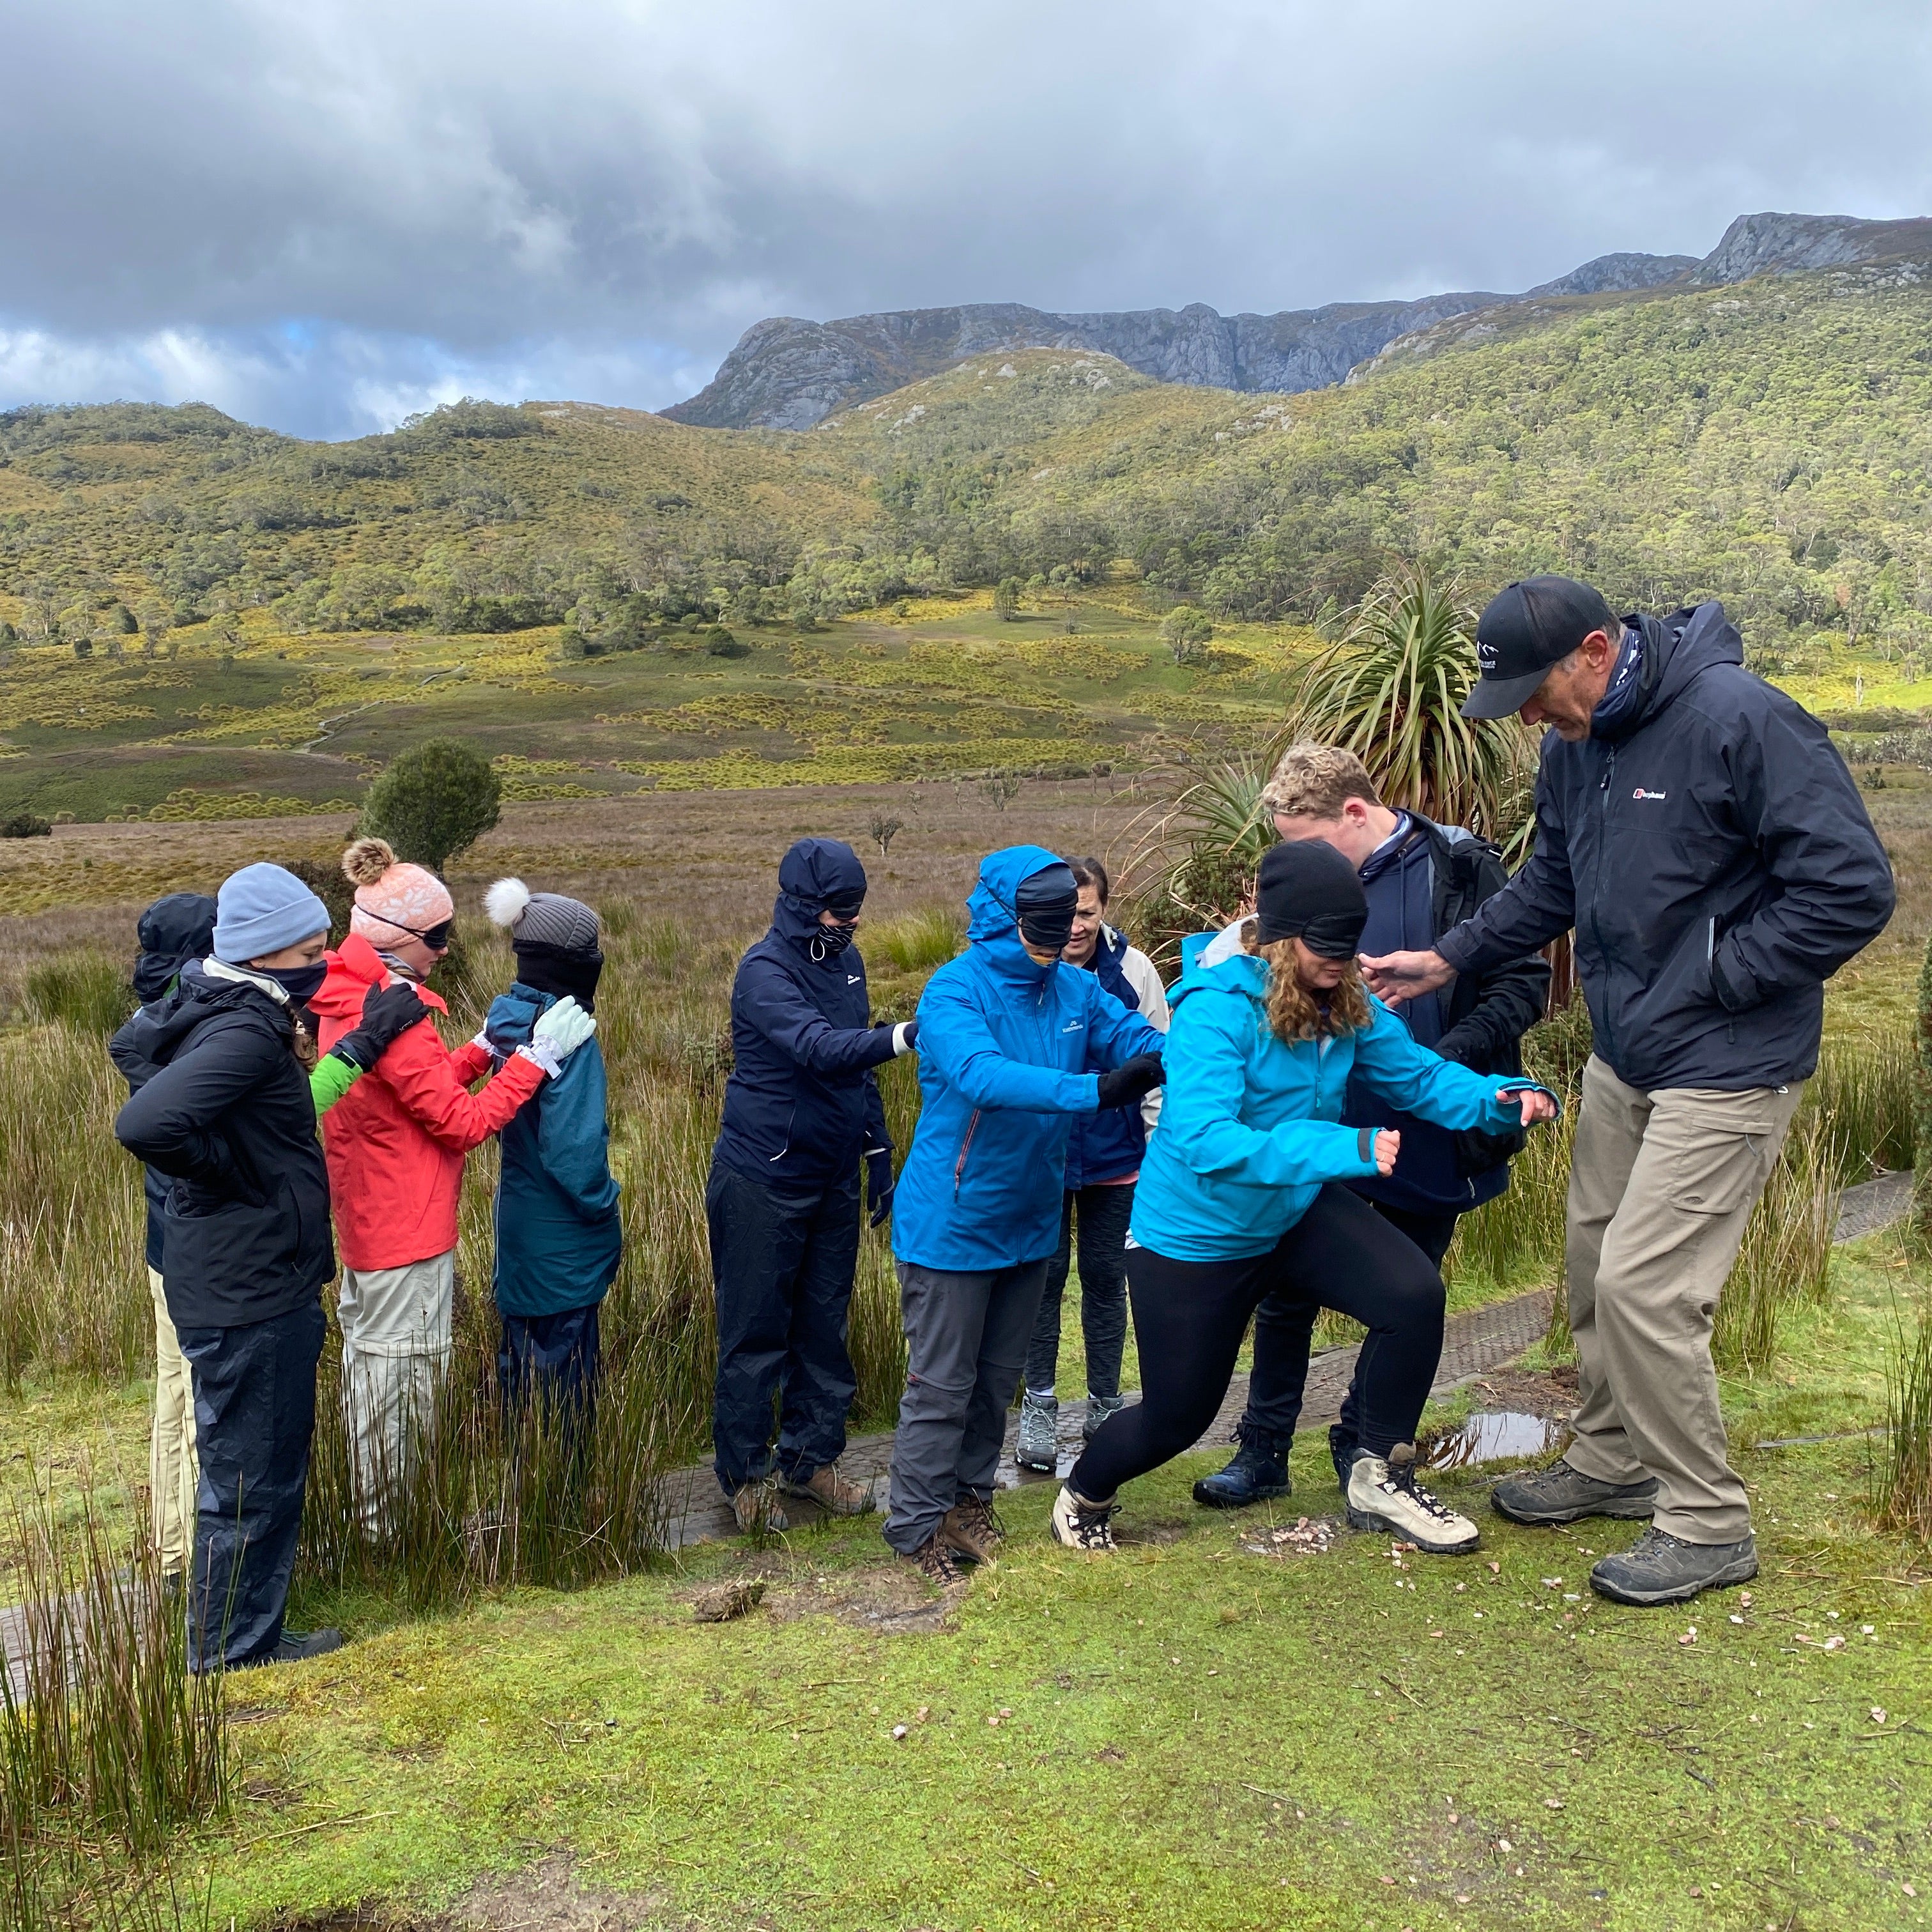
[1476,641,1498,670]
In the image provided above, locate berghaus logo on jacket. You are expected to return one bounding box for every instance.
[1632,787,1666,801]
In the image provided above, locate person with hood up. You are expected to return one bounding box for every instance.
[481,879,621,1441]
[310,837,597,1535]
[1052,839,1557,1561]
[1014,855,1170,1474]
[884,846,1167,1584]
[110,864,411,1668]
[709,838,916,1536]
[1364,578,1894,1606]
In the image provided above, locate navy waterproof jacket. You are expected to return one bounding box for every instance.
[485,981,623,1319]
[111,965,335,1331]
[714,838,900,1192]
[1062,927,1155,1190]
[892,846,1167,1273]
[1438,602,1895,1091]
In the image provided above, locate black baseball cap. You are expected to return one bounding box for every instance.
[1463,576,1621,719]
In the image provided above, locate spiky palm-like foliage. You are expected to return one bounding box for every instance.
[1285,561,1533,850]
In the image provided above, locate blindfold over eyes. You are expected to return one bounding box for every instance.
[821,894,866,921]
[1257,910,1363,958]
[387,916,454,950]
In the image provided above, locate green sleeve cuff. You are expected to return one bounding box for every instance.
[310,1052,363,1117]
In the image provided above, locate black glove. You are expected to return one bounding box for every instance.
[330,980,429,1071]
[1094,1053,1165,1112]
[865,1146,896,1229]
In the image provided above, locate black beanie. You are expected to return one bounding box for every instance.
[1254,840,1368,958]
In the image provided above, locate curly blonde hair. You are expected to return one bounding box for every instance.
[1242,924,1373,1041]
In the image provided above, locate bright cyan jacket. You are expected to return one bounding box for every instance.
[1130,925,1540,1263]
[891,845,1167,1272]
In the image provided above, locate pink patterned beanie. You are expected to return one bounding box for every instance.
[342,837,454,946]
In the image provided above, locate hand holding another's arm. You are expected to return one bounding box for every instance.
[1358,949,1454,1008]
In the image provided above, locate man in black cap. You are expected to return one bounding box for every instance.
[1362,576,1894,1606]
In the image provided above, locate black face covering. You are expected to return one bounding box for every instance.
[261,960,328,1004]
[809,919,860,963]
[514,942,604,1014]
[1015,864,1080,954]
[1254,839,1368,959]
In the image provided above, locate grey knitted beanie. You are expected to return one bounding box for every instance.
[484,878,601,953]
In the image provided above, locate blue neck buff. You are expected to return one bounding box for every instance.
[1590,624,1646,736]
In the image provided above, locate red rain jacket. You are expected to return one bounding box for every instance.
[310,933,543,1271]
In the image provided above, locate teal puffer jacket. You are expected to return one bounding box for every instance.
[485,983,623,1317]
[1130,926,1538,1263]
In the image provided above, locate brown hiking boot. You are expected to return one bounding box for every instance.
[940,1497,1005,1565]
[900,1533,967,1588]
[730,1478,788,1537]
[780,1463,875,1515]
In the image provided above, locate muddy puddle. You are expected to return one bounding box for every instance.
[1423,1409,1568,1471]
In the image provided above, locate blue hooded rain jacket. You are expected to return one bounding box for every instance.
[891,845,1167,1273]
[484,982,623,1317]
[1130,924,1545,1264]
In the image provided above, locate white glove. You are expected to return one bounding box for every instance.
[517,995,596,1078]
[470,1027,507,1068]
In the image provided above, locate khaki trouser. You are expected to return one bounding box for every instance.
[339,1250,455,1537]
[148,1267,199,1577]
[1564,1055,1803,1543]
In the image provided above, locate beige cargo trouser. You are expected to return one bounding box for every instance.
[1563,1055,1803,1544]
[339,1249,456,1537]
[148,1267,199,1576]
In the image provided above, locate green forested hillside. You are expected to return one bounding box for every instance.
[4,263,1932,818]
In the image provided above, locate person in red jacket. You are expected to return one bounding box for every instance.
[310,837,596,1533]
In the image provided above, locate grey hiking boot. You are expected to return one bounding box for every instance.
[1345,1444,1479,1555]
[1083,1392,1127,1441]
[1016,1390,1059,1473]
[1590,1527,1758,1606]
[265,1627,342,1666]
[1492,1460,1659,1526]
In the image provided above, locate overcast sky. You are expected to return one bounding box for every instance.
[4,0,1929,439]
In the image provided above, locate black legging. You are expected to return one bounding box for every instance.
[1070,1183,1445,1502]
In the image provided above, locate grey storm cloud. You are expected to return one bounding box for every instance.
[3,0,1931,436]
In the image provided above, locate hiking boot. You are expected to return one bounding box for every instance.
[1491,1460,1659,1526]
[941,1496,1006,1565]
[1589,1527,1758,1606]
[780,1462,875,1515]
[1016,1390,1059,1473]
[1345,1444,1480,1555]
[268,1627,343,1664]
[730,1477,788,1537]
[1083,1392,1127,1441]
[900,1532,967,1589]
[1192,1439,1291,1509]
[1329,1423,1363,1491]
[1050,1484,1118,1553]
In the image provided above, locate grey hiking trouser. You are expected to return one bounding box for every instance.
[1563,1055,1802,1544]
[883,1259,1049,1554]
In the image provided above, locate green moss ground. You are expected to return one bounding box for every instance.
[146,1229,1928,1932]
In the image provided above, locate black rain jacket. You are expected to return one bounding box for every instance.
[1438,602,1895,1091]
[712,838,900,1192]
[111,963,335,1330]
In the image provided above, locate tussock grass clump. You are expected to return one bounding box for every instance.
[1873,1298,1932,1542]
[23,952,136,1036]
[1,1485,227,1928]
[870,906,965,976]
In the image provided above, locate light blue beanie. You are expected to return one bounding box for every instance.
[211,864,332,965]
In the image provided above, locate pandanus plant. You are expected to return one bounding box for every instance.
[1284,559,1535,859]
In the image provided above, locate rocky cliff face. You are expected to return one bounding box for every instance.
[663,213,1929,431]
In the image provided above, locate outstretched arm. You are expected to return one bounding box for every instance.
[918,977,1100,1114]
[737,954,907,1075]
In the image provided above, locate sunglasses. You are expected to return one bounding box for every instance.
[385,916,454,951]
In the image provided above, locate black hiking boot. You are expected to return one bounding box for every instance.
[1492,1460,1659,1526]
[1192,1439,1291,1509]
[1328,1423,1362,1491]
[268,1627,343,1665]
[1589,1528,1758,1606]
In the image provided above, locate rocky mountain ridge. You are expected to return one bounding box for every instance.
[663,211,1927,431]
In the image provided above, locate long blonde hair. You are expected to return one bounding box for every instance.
[1243,926,1372,1043]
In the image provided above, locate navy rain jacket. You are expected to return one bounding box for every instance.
[112,964,335,1331]
[116,892,218,1271]
[713,838,901,1192]
[1438,602,1895,1091]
